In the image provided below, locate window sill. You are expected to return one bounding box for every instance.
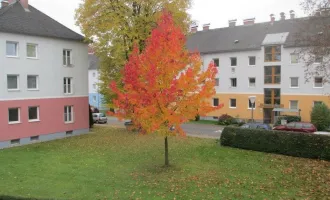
[290,87,299,89]
[8,89,20,92]
[6,56,19,59]
[247,108,256,110]
[8,121,21,125]
[29,120,40,123]
[27,89,39,91]
[63,65,74,67]
[27,57,38,60]
[65,121,74,124]
[64,93,74,95]
[229,107,237,109]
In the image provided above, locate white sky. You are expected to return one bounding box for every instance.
[28,0,304,35]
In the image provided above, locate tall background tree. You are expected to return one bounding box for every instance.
[75,0,192,106]
[298,0,330,84]
[111,12,222,166]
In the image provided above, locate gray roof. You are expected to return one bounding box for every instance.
[88,54,100,70]
[186,17,328,54]
[0,1,84,41]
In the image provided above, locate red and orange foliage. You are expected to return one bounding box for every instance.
[110,11,223,136]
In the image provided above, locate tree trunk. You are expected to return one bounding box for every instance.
[164,136,169,166]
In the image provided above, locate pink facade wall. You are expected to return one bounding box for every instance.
[0,97,89,141]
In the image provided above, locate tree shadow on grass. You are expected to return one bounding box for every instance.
[0,196,54,200]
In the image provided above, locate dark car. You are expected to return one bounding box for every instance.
[240,123,272,130]
[273,122,317,133]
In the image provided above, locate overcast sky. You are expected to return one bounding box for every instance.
[29,0,304,35]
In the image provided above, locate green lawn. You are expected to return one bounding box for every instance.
[188,120,218,125]
[0,127,329,200]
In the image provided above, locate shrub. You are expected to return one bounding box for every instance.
[220,127,330,161]
[89,104,94,128]
[195,114,200,121]
[218,114,235,126]
[311,104,330,131]
[275,115,301,126]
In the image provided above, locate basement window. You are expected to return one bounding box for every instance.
[30,136,39,141]
[66,131,73,136]
[11,139,20,145]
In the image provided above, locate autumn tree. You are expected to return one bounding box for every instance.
[75,0,192,106]
[110,12,222,166]
[297,0,330,84]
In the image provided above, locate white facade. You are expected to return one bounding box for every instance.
[0,32,88,100]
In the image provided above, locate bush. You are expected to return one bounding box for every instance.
[311,104,330,131]
[220,127,330,161]
[275,115,301,126]
[89,104,94,128]
[218,114,235,126]
[195,114,200,121]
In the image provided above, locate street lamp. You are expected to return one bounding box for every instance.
[249,96,256,122]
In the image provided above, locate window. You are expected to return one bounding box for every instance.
[249,56,256,66]
[249,78,256,87]
[93,84,96,89]
[230,57,237,66]
[314,101,323,106]
[290,77,299,88]
[290,100,298,110]
[264,89,281,106]
[213,98,219,107]
[63,49,72,66]
[11,139,20,145]
[264,66,281,84]
[27,75,38,90]
[66,131,73,135]
[265,45,281,62]
[8,108,20,124]
[27,44,37,58]
[93,72,96,77]
[230,99,237,108]
[248,99,256,109]
[290,53,298,64]
[63,77,73,94]
[93,96,97,102]
[315,56,323,63]
[64,106,74,123]
[314,77,323,88]
[230,78,237,88]
[213,58,219,67]
[30,136,39,141]
[215,78,219,86]
[7,75,19,90]
[28,106,39,122]
[6,41,18,57]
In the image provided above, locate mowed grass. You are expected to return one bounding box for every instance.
[0,127,329,200]
[188,120,218,125]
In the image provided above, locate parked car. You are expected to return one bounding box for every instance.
[273,122,316,133]
[240,123,272,130]
[92,113,108,124]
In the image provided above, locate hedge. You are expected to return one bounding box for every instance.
[220,127,330,161]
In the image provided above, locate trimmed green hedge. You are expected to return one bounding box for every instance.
[220,127,330,161]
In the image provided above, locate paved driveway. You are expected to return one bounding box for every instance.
[102,117,223,139]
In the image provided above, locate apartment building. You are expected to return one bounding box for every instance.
[88,53,107,111]
[187,14,330,123]
[0,0,89,148]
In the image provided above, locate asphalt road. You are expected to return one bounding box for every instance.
[102,117,223,139]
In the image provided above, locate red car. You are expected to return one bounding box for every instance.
[273,122,317,133]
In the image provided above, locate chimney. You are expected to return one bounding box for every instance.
[202,23,210,31]
[1,0,9,7]
[280,12,286,20]
[228,19,237,27]
[19,0,29,10]
[190,25,198,33]
[243,18,255,25]
[290,10,295,19]
[270,14,275,22]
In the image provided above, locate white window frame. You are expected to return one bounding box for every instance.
[230,78,237,88]
[213,98,219,107]
[290,77,299,88]
[93,72,96,77]
[248,77,256,88]
[7,75,19,91]
[63,49,73,66]
[248,99,256,110]
[63,77,73,94]
[290,53,299,64]
[289,100,299,110]
[229,98,237,109]
[8,108,20,124]
[248,56,256,66]
[28,106,40,122]
[27,75,39,90]
[64,106,74,123]
[6,41,19,57]
[313,77,323,88]
[230,57,237,67]
[26,43,38,59]
[93,96,97,102]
